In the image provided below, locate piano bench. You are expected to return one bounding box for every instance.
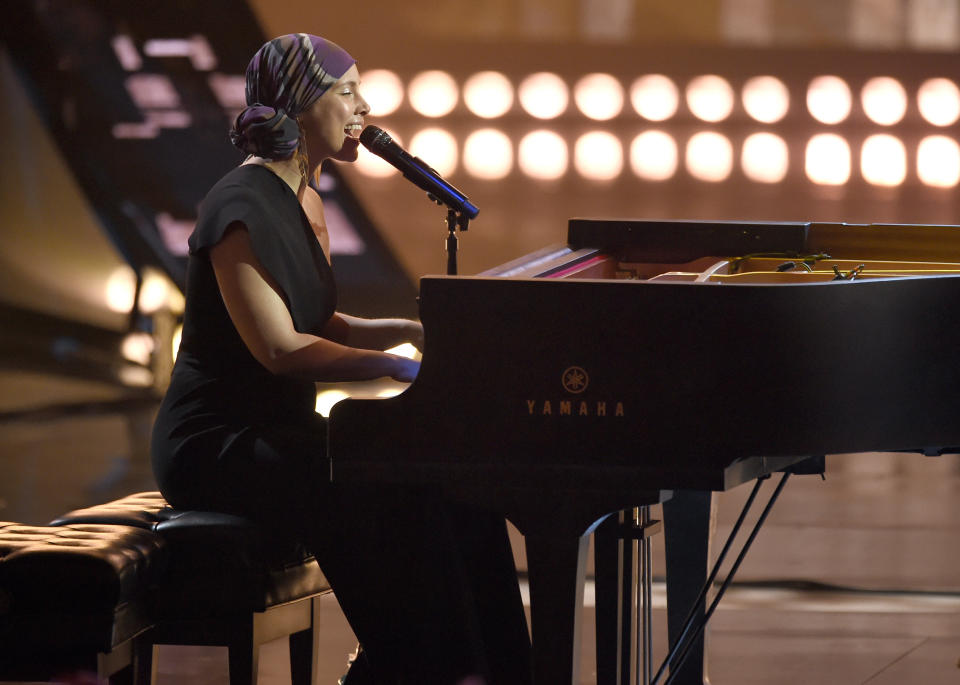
[0,521,164,683]
[51,492,332,685]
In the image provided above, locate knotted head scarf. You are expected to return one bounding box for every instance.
[229,34,356,160]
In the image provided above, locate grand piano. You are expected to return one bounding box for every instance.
[328,219,960,684]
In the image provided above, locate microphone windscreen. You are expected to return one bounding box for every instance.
[359,125,391,151]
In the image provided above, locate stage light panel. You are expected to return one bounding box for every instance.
[686,131,734,182]
[574,131,623,181]
[686,75,735,122]
[917,78,960,127]
[518,72,569,119]
[409,70,459,118]
[741,132,789,183]
[805,133,851,185]
[917,135,960,187]
[742,76,790,123]
[861,134,907,186]
[630,75,680,121]
[463,129,513,179]
[807,76,852,124]
[573,73,625,121]
[518,130,569,180]
[629,131,678,181]
[464,71,514,119]
[861,77,908,126]
[410,128,458,176]
[362,69,404,116]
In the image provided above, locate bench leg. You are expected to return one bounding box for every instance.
[289,596,321,685]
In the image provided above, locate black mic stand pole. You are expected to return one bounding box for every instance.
[444,208,470,276]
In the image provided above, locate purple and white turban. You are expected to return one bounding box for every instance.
[229,33,355,159]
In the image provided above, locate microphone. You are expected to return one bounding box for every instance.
[359,125,479,219]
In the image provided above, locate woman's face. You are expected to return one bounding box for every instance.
[303,64,370,164]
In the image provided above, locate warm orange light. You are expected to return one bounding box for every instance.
[917,78,960,127]
[741,76,790,124]
[686,76,735,123]
[741,132,789,183]
[409,128,458,176]
[685,132,733,182]
[807,76,852,125]
[629,131,678,181]
[518,72,569,120]
[861,77,907,126]
[630,75,679,121]
[574,131,623,181]
[106,265,137,313]
[518,130,568,180]
[463,129,513,179]
[361,69,404,116]
[805,134,851,185]
[408,70,458,118]
[861,134,907,186]
[355,129,403,177]
[463,71,514,118]
[573,73,624,121]
[917,135,960,188]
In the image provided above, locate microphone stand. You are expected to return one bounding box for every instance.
[445,208,471,275]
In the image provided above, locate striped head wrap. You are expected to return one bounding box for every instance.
[229,34,356,159]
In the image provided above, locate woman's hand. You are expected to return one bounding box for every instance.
[390,356,421,383]
[403,319,424,352]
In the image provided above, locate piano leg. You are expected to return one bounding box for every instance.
[663,490,715,685]
[524,530,591,685]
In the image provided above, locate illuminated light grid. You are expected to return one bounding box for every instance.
[685,75,735,123]
[408,70,459,118]
[917,78,960,127]
[807,76,852,124]
[518,130,568,180]
[861,77,908,126]
[574,131,623,181]
[805,133,851,185]
[518,72,569,119]
[573,73,625,121]
[362,69,405,116]
[861,134,907,186]
[409,128,458,176]
[143,35,217,70]
[463,71,514,119]
[355,129,403,177]
[686,132,734,182]
[630,75,679,122]
[463,129,513,179]
[741,76,790,124]
[741,132,789,183]
[917,135,960,187]
[629,131,678,181]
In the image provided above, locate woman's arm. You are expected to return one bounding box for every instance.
[210,223,418,383]
[322,313,423,352]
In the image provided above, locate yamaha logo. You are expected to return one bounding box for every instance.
[562,366,589,394]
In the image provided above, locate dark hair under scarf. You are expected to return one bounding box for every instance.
[229,33,356,160]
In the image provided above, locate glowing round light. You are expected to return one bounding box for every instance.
[741,132,789,183]
[861,134,907,187]
[917,135,960,188]
[630,75,679,121]
[685,132,733,182]
[121,332,154,366]
[685,75,735,123]
[918,78,960,127]
[573,73,624,121]
[861,77,908,126]
[741,76,790,124]
[360,69,404,116]
[463,129,513,179]
[518,130,569,180]
[806,76,852,125]
[574,131,623,181]
[805,134,851,185]
[106,265,137,313]
[408,70,459,118]
[629,131,678,181]
[409,128,458,176]
[518,72,569,119]
[463,71,514,118]
[355,129,403,177]
[138,270,169,314]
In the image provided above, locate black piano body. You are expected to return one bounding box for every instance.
[329,219,960,684]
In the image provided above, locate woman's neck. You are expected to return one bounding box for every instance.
[243,155,309,199]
